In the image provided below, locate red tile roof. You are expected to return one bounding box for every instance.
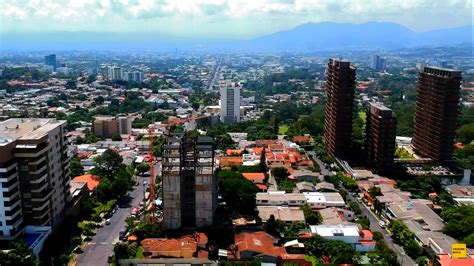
[438,254,474,266]
[141,238,196,254]
[231,231,285,259]
[256,184,268,191]
[242,173,265,180]
[72,174,100,191]
[226,149,243,156]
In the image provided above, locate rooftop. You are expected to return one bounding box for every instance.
[0,118,65,145]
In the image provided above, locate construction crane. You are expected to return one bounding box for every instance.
[147,125,156,223]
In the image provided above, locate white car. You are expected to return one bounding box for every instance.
[106,218,111,225]
[379,221,386,228]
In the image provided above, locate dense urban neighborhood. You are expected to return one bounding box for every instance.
[0,44,472,266]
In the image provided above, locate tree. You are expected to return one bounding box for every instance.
[270,115,278,135]
[303,235,356,264]
[113,242,137,261]
[94,96,105,105]
[86,74,97,84]
[214,133,233,150]
[369,186,382,199]
[264,215,283,234]
[220,175,259,215]
[111,134,122,141]
[69,156,84,178]
[300,204,322,225]
[259,147,267,173]
[347,200,361,216]
[441,205,474,245]
[0,241,39,266]
[457,123,474,144]
[91,149,124,180]
[65,80,77,90]
[404,239,422,258]
[271,167,290,180]
[136,163,150,175]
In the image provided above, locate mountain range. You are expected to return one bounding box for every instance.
[1,22,472,51]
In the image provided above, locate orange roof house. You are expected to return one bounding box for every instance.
[219,156,242,168]
[226,149,243,156]
[141,238,196,258]
[292,135,315,145]
[141,232,208,259]
[228,231,286,261]
[242,173,265,184]
[72,174,100,191]
[438,254,474,266]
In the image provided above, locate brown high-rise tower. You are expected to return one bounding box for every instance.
[324,59,356,158]
[412,67,462,162]
[366,103,397,174]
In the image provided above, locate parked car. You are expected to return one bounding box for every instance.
[107,255,113,263]
[119,230,128,241]
[379,221,386,228]
[105,218,111,225]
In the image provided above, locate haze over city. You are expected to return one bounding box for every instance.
[0,1,473,266]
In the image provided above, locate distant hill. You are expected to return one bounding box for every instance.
[243,22,473,51]
[1,22,472,51]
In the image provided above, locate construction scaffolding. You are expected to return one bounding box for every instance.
[162,133,217,229]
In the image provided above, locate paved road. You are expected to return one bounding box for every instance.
[76,176,146,266]
[207,58,221,91]
[347,193,415,266]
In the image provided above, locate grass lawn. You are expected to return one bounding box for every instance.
[278,124,289,135]
[358,111,367,123]
[305,254,318,266]
[135,246,144,259]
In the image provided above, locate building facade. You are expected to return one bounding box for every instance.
[92,116,132,138]
[44,54,57,70]
[220,81,241,124]
[107,66,123,81]
[366,103,397,174]
[412,67,462,162]
[0,118,70,240]
[371,55,386,71]
[324,59,356,158]
[162,133,217,229]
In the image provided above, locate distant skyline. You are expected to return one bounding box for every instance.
[0,0,472,39]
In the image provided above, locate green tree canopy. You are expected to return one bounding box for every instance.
[91,149,124,180]
[0,241,38,266]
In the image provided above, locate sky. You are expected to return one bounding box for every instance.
[0,0,472,39]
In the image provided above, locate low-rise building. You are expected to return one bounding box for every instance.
[309,224,375,253]
[257,206,305,224]
[256,191,345,209]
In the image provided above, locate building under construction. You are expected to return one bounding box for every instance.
[412,67,462,162]
[161,133,217,229]
[324,58,356,159]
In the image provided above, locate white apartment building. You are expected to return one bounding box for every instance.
[0,118,70,240]
[108,66,123,81]
[220,81,241,124]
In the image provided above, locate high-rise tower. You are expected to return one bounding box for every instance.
[412,67,462,162]
[220,81,241,124]
[324,59,356,158]
[366,103,397,174]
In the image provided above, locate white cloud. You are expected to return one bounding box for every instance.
[0,0,471,37]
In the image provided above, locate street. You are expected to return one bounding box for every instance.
[347,193,415,266]
[76,176,146,266]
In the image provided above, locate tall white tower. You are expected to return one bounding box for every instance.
[220,81,241,124]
